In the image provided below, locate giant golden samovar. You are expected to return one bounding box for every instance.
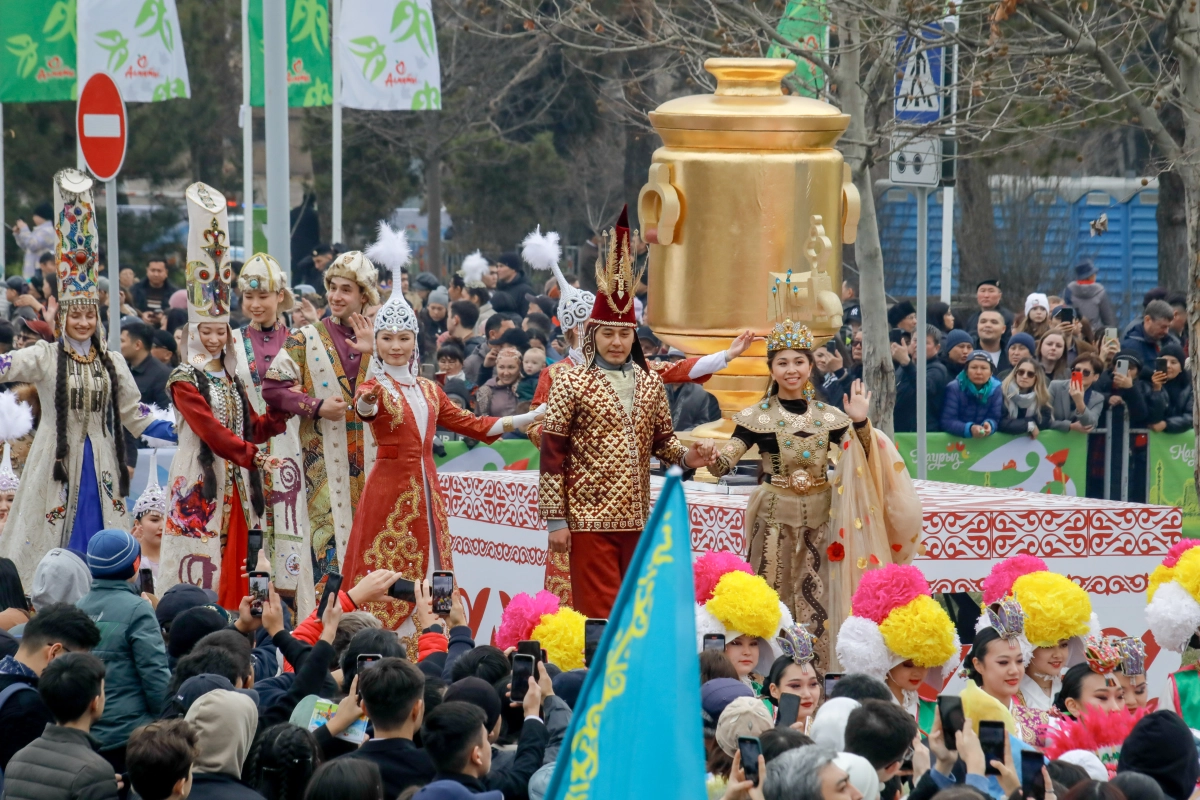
[639,58,860,431]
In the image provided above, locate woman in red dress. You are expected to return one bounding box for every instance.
[340,223,541,634]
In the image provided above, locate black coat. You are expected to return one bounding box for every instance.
[187,772,265,800]
[1158,373,1194,432]
[491,273,534,318]
[0,670,53,770]
[341,739,435,799]
[666,382,721,432]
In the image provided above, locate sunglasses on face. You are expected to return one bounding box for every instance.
[1015,369,1036,378]
[1077,369,1094,377]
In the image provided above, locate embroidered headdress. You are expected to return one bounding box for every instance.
[364,222,419,391]
[777,624,818,667]
[324,250,381,306]
[132,448,168,518]
[459,251,489,289]
[590,205,643,330]
[522,227,595,334]
[52,169,100,333]
[181,183,239,373]
[1114,636,1146,677]
[1085,636,1122,686]
[237,252,294,311]
[0,391,34,495]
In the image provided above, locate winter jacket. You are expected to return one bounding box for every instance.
[1063,281,1117,330]
[1048,380,1105,432]
[1121,325,1178,378]
[0,659,53,770]
[2,725,120,800]
[998,386,1054,435]
[1150,373,1194,432]
[76,580,171,750]
[13,221,55,280]
[540,694,573,766]
[129,277,180,313]
[940,377,1002,438]
[925,360,951,431]
[490,272,535,318]
[892,361,918,433]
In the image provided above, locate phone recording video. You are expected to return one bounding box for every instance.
[775,692,801,729]
[1021,752,1046,800]
[703,633,726,652]
[137,567,154,597]
[584,619,606,667]
[978,720,1007,776]
[387,577,416,603]
[517,640,541,663]
[823,672,843,697]
[357,653,382,672]
[318,573,343,618]
[738,736,763,785]
[432,570,454,615]
[511,653,536,703]
[249,571,269,617]
[246,528,263,573]
[937,694,965,742]
[1156,357,1170,374]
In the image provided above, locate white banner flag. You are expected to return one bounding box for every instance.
[78,0,191,102]
[337,0,441,110]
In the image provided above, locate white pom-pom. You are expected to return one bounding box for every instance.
[521,227,561,273]
[141,404,177,448]
[0,391,33,443]
[365,221,411,286]
[459,251,489,285]
[1147,581,1200,653]
[835,615,893,680]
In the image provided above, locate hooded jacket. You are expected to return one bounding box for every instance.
[185,689,264,800]
[1063,281,1117,330]
[31,549,93,611]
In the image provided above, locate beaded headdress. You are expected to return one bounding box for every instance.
[52,169,100,316]
[766,319,815,354]
[365,222,419,389]
[132,448,168,518]
[1086,637,1123,686]
[0,391,33,494]
[237,252,294,312]
[777,623,818,667]
[985,597,1026,642]
[184,182,233,326]
[522,227,595,334]
[1115,636,1146,677]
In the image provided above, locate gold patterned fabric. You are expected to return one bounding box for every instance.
[539,363,688,532]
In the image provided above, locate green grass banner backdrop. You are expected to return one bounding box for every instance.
[434,439,539,471]
[1148,431,1199,537]
[0,0,77,102]
[893,431,1089,495]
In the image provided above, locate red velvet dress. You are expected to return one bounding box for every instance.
[341,374,500,629]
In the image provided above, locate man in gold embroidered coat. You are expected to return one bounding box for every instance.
[538,207,717,618]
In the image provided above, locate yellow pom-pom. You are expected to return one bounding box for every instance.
[531,607,587,671]
[879,595,958,667]
[706,571,782,640]
[1172,547,1200,606]
[1012,572,1091,647]
[1148,564,1175,602]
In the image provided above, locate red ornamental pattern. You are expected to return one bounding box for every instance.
[451,536,547,566]
[929,573,1151,596]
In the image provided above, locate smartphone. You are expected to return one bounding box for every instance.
[1115,358,1131,378]
[432,570,454,615]
[738,736,763,785]
[246,528,263,573]
[249,570,270,617]
[978,720,1007,776]
[584,618,606,667]
[1104,327,1119,344]
[1156,357,1169,374]
[387,577,416,603]
[703,633,726,652]
[824,672,843,696]
[511,653,535,703]
[518,640,541,664]
[938,694,965,742]
[317,572,343,618]
[1053,306,1075,323]
[1071,370,1083,391]
[1021,752,1047,800]
[776,692,802,729]
[356,653,382,672]
[138,567,155,596]
[23,594,32,613]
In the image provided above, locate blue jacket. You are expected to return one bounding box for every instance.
[941,377,1002,437]
[77,580,171,750]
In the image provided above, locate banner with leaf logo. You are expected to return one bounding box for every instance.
[337,0,441,110]
[249,0,333,108]
[0,0,78,102]
[893,430,1089,495]
[1147,430,1199,537]
[78,0,190,102]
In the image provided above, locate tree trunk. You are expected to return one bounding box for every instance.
[425,149,442,280]
[954,143,997,298]
[836,12,895,434]
[1159,168,1188,291]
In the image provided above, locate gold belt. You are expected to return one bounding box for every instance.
[768,471,828,496]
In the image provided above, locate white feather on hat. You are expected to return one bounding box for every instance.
[521,227,562,273]
[459,251,489,288]
[1147,580,1200,654]
[520,226,595,333]
[0,391,33,494]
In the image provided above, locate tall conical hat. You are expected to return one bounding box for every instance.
[182,182,238,373]
[52,169,100,336]
[0,391,33,494]
[589,205,642,329]
[132,448,167,518]
[364,222,419,384]
[522,227,595,334]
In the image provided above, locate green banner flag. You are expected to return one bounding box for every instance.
[1147,430,1199,537]
[249,0,332,107]
[765,0,826,98]
[0,0,78,102]
[893,431,1089,494]
[434,439,540,471]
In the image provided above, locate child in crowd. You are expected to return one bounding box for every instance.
[518,348,546,403]
[126,719,198,800]
[131,450,167,579]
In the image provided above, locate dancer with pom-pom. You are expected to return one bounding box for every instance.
[339,223,542,637]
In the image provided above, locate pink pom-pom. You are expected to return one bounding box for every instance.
[850,564,931,624]
[981,555,1048,605]
[496,591,560,650]
[693,551,754,603]
[1163,539,1200,569]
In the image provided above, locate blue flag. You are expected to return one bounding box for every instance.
[544,467,705,800]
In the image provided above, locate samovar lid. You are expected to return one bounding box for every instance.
[650,58,850,134]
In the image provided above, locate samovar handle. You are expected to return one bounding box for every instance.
[841,163,861,244]
[638,163,682,245]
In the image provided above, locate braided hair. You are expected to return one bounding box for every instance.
[192,365,266,517]
[52,330,130,497]
[242,723,321,800]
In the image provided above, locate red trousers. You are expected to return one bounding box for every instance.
[569,530,642,619]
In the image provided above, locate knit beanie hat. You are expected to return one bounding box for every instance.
[701,678,754,732]
[167,606,229,659]
[86,528,140,579]
[1008,332,1037,353]
[944,329,973,352]
[1116,710,1200,800]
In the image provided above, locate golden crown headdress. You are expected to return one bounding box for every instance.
[766,319,814,353]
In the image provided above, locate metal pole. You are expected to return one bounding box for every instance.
[940,186,953,302]
[916,186,928,480]
[1103,407,1112,500]
[263,0,291,274]
[331,0,343,244]
[106,178,120,351]
[1120,406,1130,501]
[241,0,254,257]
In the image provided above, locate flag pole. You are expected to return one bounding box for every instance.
[331,0,343,245]
[106,178,120,351]
[263,0,291,274]
[241,0,254,258]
